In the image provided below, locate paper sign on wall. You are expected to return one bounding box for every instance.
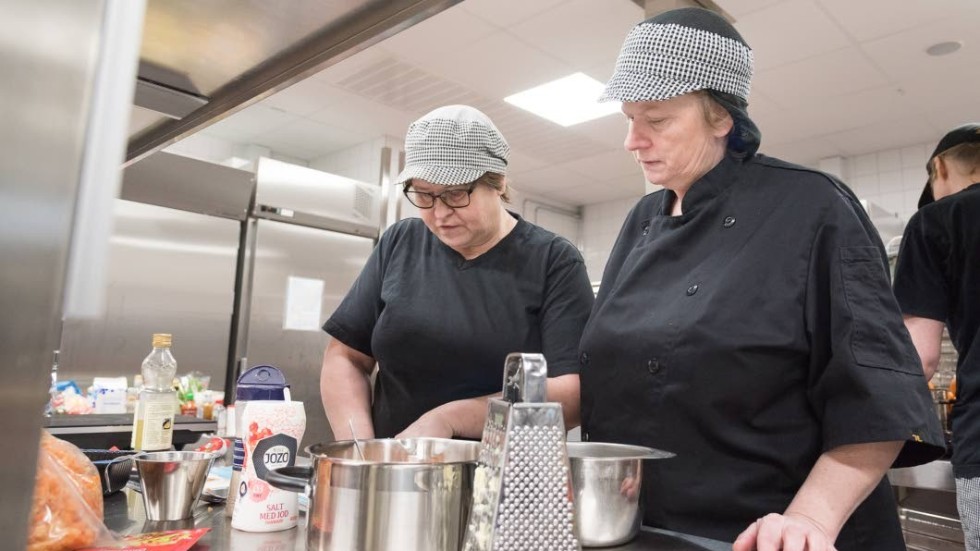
[283,276,324,331]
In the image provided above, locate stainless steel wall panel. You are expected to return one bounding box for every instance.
[60,201,239,393]
[0,1,118,546]
[243,219,375,448]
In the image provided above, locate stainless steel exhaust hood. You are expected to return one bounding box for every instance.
[126,0,462,166]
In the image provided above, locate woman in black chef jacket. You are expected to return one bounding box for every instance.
[579,8,944,551]
[320,105,593,441]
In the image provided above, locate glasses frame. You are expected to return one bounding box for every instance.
[403,183,478,209]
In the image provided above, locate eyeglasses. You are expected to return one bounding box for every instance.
[403,184,477,209]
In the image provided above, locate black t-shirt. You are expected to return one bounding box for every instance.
[579,154,944,548]
[894,182,980,477]
[324,212,594,437]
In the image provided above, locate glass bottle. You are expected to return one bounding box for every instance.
[131,333,178,451]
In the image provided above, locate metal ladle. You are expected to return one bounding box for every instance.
[348,418,365,460]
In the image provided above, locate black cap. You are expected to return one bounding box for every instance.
[919,123,980,208]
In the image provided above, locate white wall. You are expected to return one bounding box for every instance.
[845,142,932,223]
[579,141,935,286]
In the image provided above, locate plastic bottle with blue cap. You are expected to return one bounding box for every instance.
[225,365,289,518]
[229,365,307,532]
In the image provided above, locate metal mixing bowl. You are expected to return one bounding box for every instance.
[567,441,673,547]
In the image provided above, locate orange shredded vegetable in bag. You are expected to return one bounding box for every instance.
[28,431,104,551]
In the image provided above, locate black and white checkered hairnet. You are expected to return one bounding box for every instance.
[395,105,509,187]
[602,7,761,158]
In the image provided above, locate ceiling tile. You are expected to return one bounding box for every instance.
[744,89,780,118]
[404,31,574,101]
[307,46,391,86]
[570,114,629,148]
[895,79,980,125]
[461,0,567,28]
[377,4,498,66]
[819,0,973,42]
[508,0,642,69]
[331,56,491,116]
[821,116,938,160]
[715,0,785,18]
[507,151,548,175]
[734,0,851,70]
[922,100,980,135]
[862,15,980,81]
[755,85,917,145]
[254,119,369,160]
[751,47,888,108]
[305,85,415,137]
[201,104,299,142]
[260,78,337,117]
[583,60,616,87]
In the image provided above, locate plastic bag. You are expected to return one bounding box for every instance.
[28,431,118,551]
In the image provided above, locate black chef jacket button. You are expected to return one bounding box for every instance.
[686,284,699,296]
[641,222,650,236]
[580,352,590,364]
[723,216,736,228]
[647,359,661,374]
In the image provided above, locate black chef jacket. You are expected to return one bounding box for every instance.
[324,213,594,437]
[579,154,944,549]
[894,182,980,478]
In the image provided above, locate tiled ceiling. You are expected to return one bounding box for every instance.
[185,0,980,206]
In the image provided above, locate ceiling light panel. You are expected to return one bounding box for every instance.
[504,73,621,127]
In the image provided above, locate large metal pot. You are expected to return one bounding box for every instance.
[267,437,480,551]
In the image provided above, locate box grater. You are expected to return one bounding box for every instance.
[463,353,581,551]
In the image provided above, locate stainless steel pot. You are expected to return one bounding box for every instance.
[567,441,674,547]
[267,437,480,551]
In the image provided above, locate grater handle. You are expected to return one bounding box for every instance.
[502,353,548,403]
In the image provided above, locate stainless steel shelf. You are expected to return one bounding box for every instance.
[889,460,955,493]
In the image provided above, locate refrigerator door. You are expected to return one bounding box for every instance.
[60,200,239,392]
[244,219,374,448]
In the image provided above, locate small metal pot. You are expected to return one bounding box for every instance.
[267,437,479,551]
[567,442,674,547]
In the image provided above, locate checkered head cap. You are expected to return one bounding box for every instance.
[600,7,754,103]
[395,105,509,187]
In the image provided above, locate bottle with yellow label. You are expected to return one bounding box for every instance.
[131,333,178,451]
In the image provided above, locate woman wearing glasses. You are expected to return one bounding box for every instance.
[319,105,594,440]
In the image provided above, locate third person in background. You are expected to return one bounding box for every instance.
[894,123,980,551]
[578,7,944,551]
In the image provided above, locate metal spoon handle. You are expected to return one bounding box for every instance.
[348,418,365,460]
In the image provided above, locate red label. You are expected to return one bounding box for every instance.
[78,528,209,551]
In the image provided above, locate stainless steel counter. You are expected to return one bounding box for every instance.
[45,414,216,450]
[104,488,730,551]
[889,459,956,493]
[889,460,965,550]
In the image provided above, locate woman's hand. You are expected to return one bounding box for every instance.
[732,512,838,551]
[395,411,454,439]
